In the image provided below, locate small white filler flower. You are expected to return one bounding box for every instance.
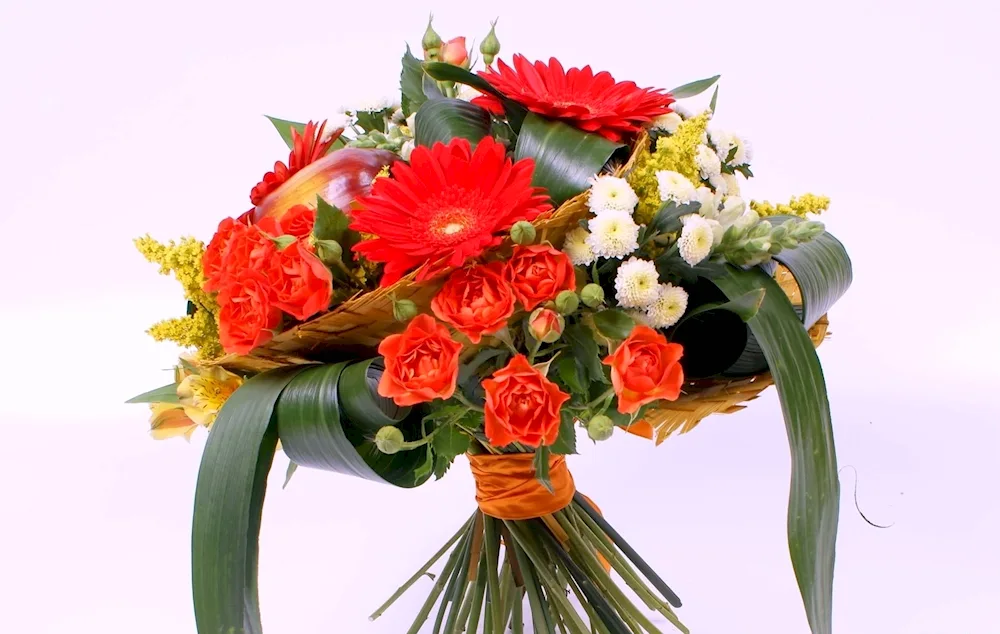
[588,175,639,213]
[563,227,596,266]
[614,258,661,308]
[587,210,640,259]
[650,112,683,134]
[655,170,697,204]
[645,283,689,329]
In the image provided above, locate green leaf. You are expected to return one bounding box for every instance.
[769,219,853,329]
[313,196,350,244]
[125,382,179,404]
[414,98,492,148]
[400,45,426,117]
[549,409,578,455]
[655,252,728,283]
[355,109,388,133]
[678,288,765,325]
[564,323,608,386]
[646,200,700,237]
[556,354,586,395]
[282,460,298,489]
[709,85,719,114]
[514,113,624,206]
[591,309,635,340]
[266,116,306,149]
[712,265,840,634]
[422,61,529,131]
[432,424,471,460]
[668,75,721,99]
[532,446,553,494]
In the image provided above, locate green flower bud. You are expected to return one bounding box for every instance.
[375,426,405,454]
[422,15,443,52]
[270,234,296,250]
[314,239,343,264]
[580,283,605,308]
[768,242,784,255]
[392,298,419,322]
[794,220,826,241]
[779,235,799,249]
[369,131,388,144]
[769,225,789,243]
[746,238,772,253]
[528,307,564,343]
[480,20,501,65]
[510,220,536,245]
[587,415,614,442]
[749,220,772,239]
[555,290,580,315]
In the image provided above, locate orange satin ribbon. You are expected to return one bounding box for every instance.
[468,453,610,573]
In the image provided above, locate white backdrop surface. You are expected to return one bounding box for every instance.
[1,0,998,632]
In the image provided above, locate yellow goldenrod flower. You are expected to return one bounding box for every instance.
[751,193,830,218]
[135,235,223,358]
[627,113,710,223]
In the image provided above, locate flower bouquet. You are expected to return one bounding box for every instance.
[130,17,851,634]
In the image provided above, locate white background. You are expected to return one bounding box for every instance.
[1,0,998,632]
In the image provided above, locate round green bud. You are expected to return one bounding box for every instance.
[746,238,772,253]
[555,290,580,315]
[392,298,419,322]
[510,220,536,245]
[580,283,605,308]
[315,239,343,265]
[587,415,615,442]
[375,426,405,454]
[749,220,772,239]
[422,15,443,52]
[480,21,501,60]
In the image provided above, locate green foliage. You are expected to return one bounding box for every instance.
[591,309,635,340]
[125,382,179,404]
[668,75,721,99]
[414,98,492,148]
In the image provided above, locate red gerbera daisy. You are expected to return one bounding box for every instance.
[351,137,551,287]
[473,55,675,142]
[249,121,343,205]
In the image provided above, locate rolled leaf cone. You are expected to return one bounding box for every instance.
[252,147,398,222]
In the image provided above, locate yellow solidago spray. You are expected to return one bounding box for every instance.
[751,193,830,218]
[134,235,223,358]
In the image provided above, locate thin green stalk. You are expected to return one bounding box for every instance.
[570,508,687,633]
[503,521,591,634]
[537,530,605,634]
[510,537,553,634]
[573,493,682,609]
[551,514,658,634]
[465,550,488,634]
[433,530,472,634]
[512,593,524,634]
[484,516,504,632]
[499,557,519,628]
[446,514,484,634]
[406,527,472,634]
[370,514,475,620]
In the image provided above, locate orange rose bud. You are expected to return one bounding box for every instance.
[431,261,516,343]
[507,244,576,310]
[603,326,684,414]
[528,308,564,343]
[440,36,469,66]
[482,354,570,448]
[377,314,462,407]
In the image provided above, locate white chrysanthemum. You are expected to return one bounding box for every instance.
[731,135,752,165]
[679,215,715,265]
[721,173,741,196]
[563,227,596,266]
[356,96,395,112]
[614,258,661,308]
[695,186,720,219]
[655,170,697,203]
[400,140,416,162]
[709,129,735,162]
[671,103,694,119]
[696,144,722,179]
[587,211,641,259]
[718,196,746,227]
[651,112,683,134]
[588,175,639,213]
[708,173,728,195]
[323,113,355,138]
[646,283,689,329]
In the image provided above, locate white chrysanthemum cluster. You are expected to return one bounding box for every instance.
[323,113,355,138]
[355,96,395,112]
[678,215,715,266]
[709,128,752,166]
[655,170,697,203]
[651,112,683,134]
[645,283,689,329]
[696,144,722,179]
[587,211,640,259]
[588,175,639,213]
[614,258,660,308]
[563,227,596,266]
